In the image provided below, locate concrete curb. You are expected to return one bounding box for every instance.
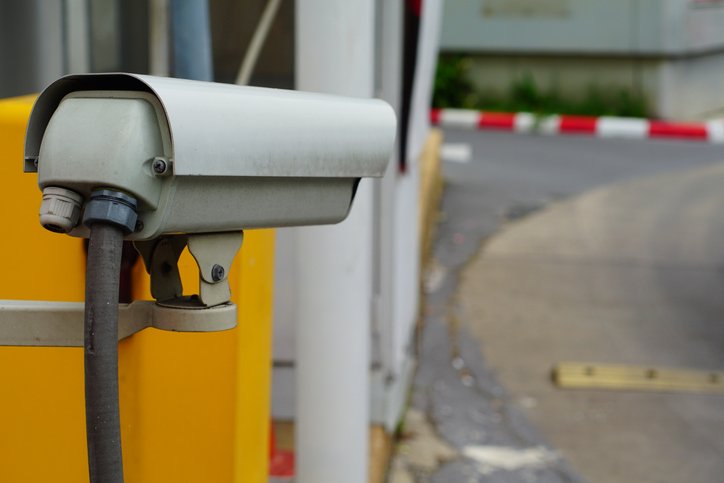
[431,108,724,143]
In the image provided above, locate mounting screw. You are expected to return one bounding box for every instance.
[152,157,168,175]
[211,264,225,282]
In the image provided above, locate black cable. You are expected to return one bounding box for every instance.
[84,222,126,483]
[82,189,138,483]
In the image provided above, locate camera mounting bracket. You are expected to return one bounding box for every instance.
[134,231,244,308]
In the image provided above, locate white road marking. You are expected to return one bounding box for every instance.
[423,260,448,293]
[441,143,472,163]
[463,445,558,473]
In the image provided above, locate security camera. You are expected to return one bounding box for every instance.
[25,73,396,239]
[12,73,397,483]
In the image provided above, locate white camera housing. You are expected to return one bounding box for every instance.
[25,73,396,240]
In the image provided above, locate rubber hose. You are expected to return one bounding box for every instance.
[84,222,125,483]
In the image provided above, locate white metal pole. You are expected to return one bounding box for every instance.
[295,1,375,482]
[63,0,91,74]
[148,0,170,77]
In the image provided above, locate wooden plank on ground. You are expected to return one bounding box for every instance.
[553,362,724,393]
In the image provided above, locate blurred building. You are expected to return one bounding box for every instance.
[440,0,724,120]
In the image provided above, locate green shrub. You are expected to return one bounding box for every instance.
[432,55,478,108]
[432,56,649,118]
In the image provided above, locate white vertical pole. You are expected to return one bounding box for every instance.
[148,0,170,77]
[63,0,91,74]
[295,1,375,483]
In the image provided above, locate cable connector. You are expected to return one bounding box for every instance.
[39,187,83,233]
[82,189,138,234]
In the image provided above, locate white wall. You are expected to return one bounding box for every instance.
[383,0,442,428]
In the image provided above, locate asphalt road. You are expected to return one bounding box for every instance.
[390,129,724,482]
[438,129,724,268]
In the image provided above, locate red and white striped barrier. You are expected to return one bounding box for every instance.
[430,108,724,143]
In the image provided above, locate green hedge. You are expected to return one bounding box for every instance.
[433,55,648,118]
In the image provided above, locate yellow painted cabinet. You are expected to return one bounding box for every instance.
[0,96,274,483]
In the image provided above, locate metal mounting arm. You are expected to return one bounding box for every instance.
[0,300,236,347]
[0,231,244,348]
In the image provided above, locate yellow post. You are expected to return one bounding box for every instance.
[0,95,88,482]
[0,96,274,483]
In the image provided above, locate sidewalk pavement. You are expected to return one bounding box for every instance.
[457,163,724,482]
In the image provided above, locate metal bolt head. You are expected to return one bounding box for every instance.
[152,157,168,175]
[211,264,225,282]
